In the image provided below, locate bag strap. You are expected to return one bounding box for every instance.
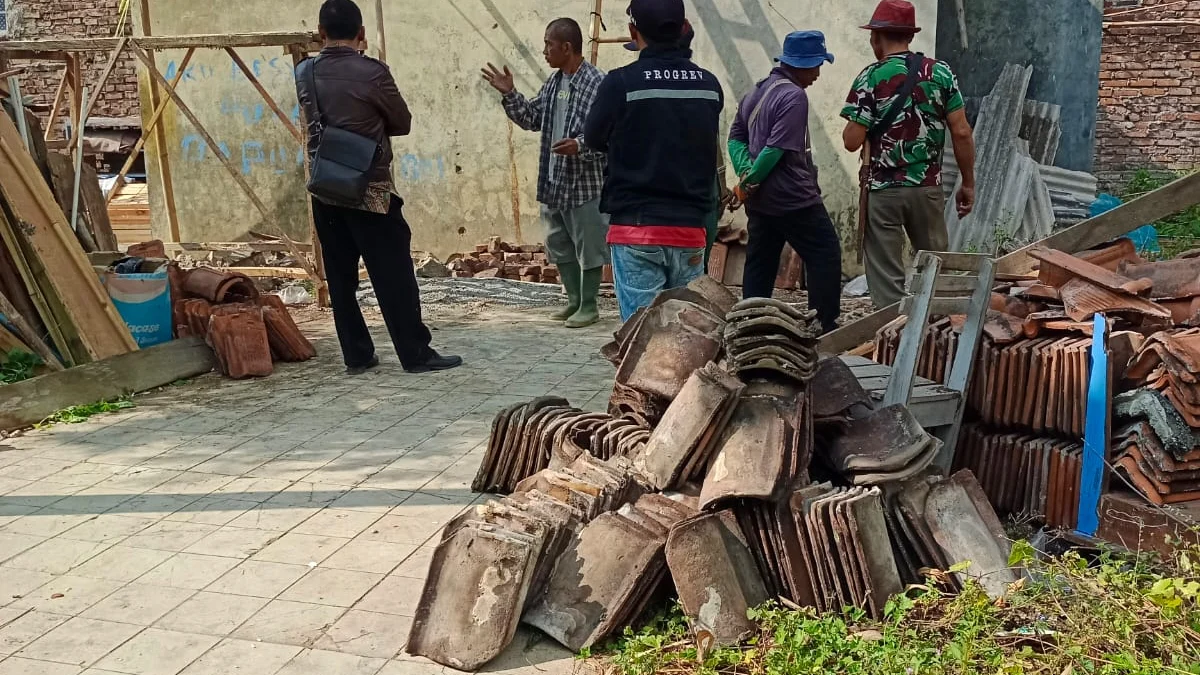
[868,52,924,141]
[303,56,324,128]
[747,78,791,136]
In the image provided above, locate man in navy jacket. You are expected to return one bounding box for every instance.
[583,0,724,320]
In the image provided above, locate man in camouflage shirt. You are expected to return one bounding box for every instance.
[840,0,976,308]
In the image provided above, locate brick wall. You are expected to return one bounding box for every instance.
[1096,0,1200,188]
[3,0,139,132]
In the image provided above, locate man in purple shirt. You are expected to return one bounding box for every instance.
[729,30,843,333]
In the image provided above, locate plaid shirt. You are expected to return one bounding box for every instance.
[502,61,606,211]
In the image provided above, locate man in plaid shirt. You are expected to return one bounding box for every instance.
[483,18,608,328]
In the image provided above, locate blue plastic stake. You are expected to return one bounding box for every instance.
[1077,313,1110,536]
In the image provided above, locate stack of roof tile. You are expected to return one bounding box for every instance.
[206,304,273,379]
[1113,388,1200,505]
[634,363,745,490]
[524,494,697,652]
[1125,328,1200,426]
[883,471,1018,597]
[409,454,660,669]
[763,484,902,616]
[700,381,812,508]
[820,404,940,486]
[474,398,654,494]
[723,298,820,385]
[955,424,1083,530]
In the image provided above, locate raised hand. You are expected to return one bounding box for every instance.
[481,63,515,95]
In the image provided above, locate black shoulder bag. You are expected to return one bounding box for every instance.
[302,57,380,204]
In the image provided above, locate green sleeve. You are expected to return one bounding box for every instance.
[728,139,752,179]
[742,146,785,185]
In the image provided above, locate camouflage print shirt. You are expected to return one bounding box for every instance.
[841,53,965,191]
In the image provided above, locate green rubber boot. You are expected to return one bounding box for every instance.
[550,262,582,321]
[565,266,602,328]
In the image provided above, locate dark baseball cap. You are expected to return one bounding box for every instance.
[627,0,686,44]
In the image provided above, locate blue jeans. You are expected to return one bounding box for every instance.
[609,244,705,321]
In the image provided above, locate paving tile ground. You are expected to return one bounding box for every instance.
[0,307,616,675]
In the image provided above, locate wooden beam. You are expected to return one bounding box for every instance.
[225,47,302,143]
[0,112,137,360]
[999,170,1200,275]
[374,0,388,63]
[129,43,319,282]
[233,266,366,281]
[0,33,320,54]
[588,0,604,64]
[291,45,329,308]
[43,66,69,142]
[135,2,182,243]
[164,241,314,254]
[66,37,129,154]
[105,47,195,207]
[0,289,65,371]
[0,336,216,432]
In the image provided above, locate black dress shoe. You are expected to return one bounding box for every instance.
[346,355,380,376]
[404,350,463,373]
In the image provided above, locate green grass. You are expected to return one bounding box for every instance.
[36,397,135,428]
[0,349,41,385]
[1122,169,1200,259]
[596,541,1200,675]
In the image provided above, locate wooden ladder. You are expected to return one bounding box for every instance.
[886,250,996,469]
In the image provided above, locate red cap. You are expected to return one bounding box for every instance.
[860,0,922,33]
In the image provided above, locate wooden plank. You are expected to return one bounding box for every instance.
[1000,170,1200,275]
[934,274,984,295]
[106,48,195,207]
[935,257,996,470]
[899,296,972,317]
[921,250,990,273]
[45,152,99,252]
[130,44,319,282]
[290,45,329,308]
[884,254,941,407]
[0,288,65,370]
[820,304,899,356]
[134,4,181,242]
[0,181,76,364]
[43,66,69,142]
[0,33,320,54]
[225,47,302,143]
[66,38,128,154]
[164,241,314,254]
[233,266,367,281]
[0,337,216,431]
[0,111,137,360]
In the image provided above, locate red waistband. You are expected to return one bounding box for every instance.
[607,225,706,248]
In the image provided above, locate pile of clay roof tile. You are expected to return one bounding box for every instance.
[820,403,942,484]
[409,451,695,668]
[955,424,1083,530]
[1125,328,1200,426]
[883,471,1019,597]
[172,268,314,379]
[473,397,655,494]
[413,282,1027,671]
[724,298,821,384]
[1113,387,1200,505]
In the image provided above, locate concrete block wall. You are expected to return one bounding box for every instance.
[4,0,140,129]
[1096,0,1200,188]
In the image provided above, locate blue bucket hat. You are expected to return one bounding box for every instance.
[775,30,835,69]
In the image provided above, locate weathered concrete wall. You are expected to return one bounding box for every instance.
[936,0,1103,173]
[136,0,936,258]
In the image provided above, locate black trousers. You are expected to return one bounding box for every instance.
[312,195,433,369]
[743,203,843,333]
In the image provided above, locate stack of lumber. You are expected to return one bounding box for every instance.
[107,183,153,248]
[0,101,136,370]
